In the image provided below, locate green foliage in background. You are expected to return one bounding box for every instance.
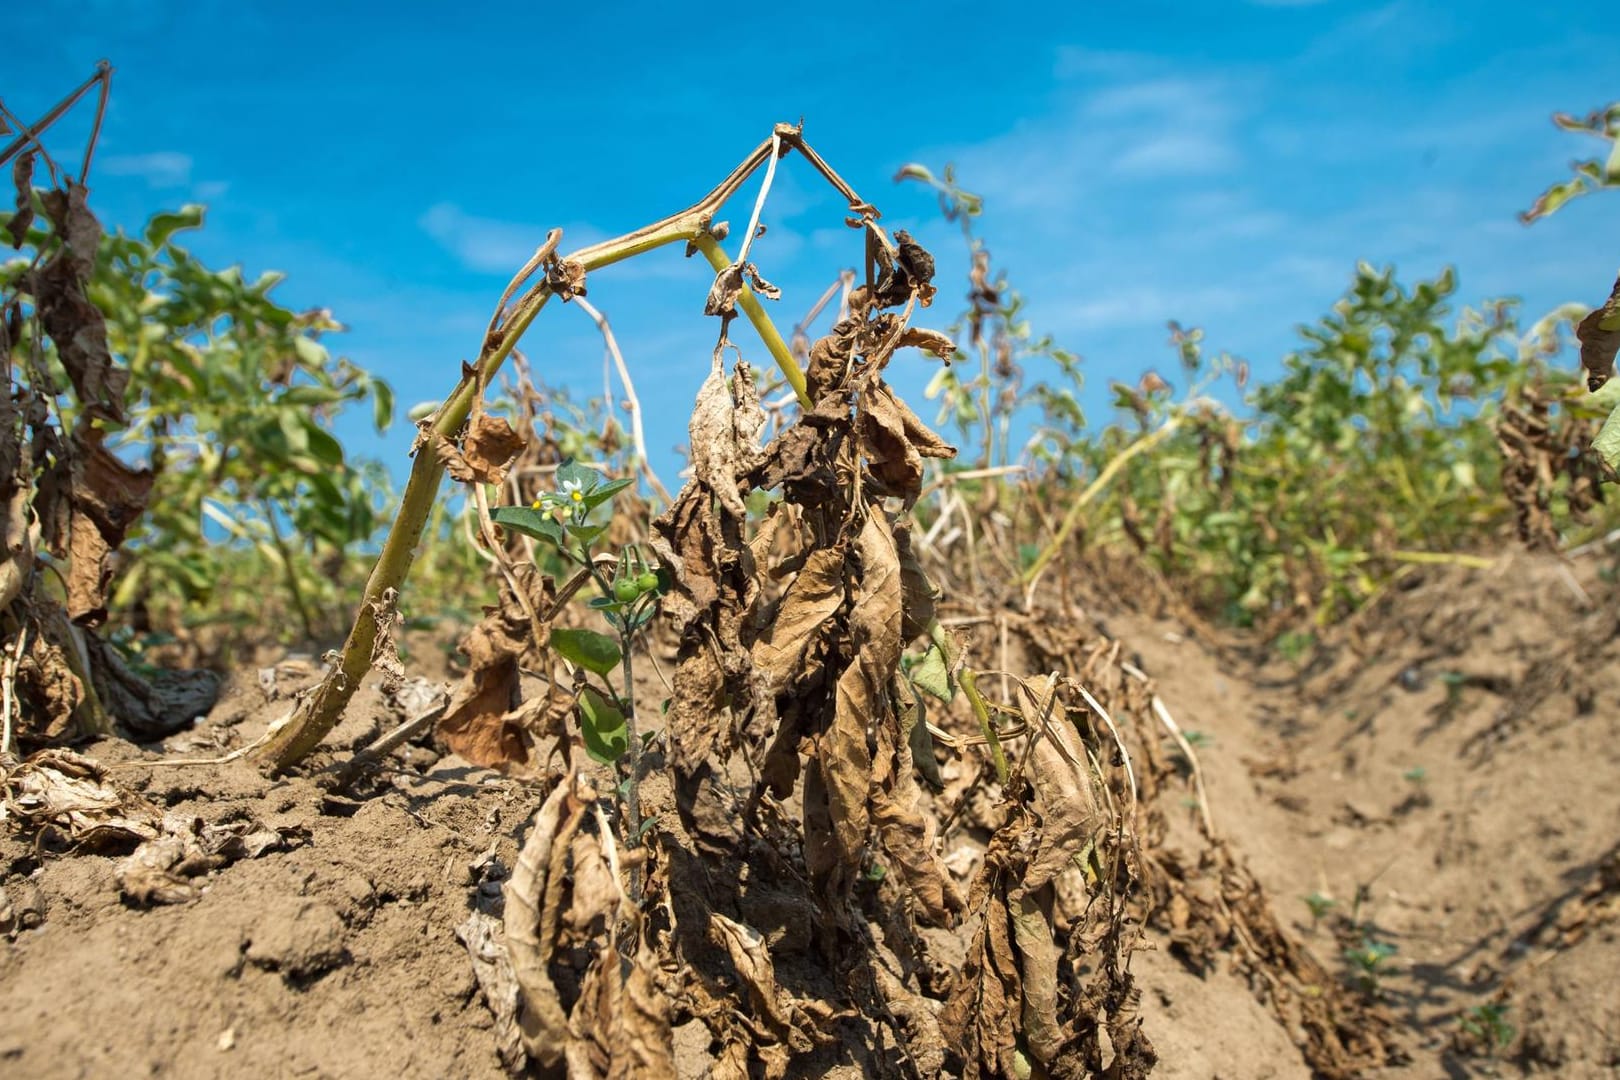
[4,203,395,645]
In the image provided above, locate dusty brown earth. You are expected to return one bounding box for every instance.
[3,551,1618,1079]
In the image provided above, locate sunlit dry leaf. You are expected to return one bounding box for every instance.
[709,914,798,1037]
[688,358,765,519]
[895,326,955,360]
[1012,891,1063,1066]
[436,584,535,772]
[437,411,525,485]
[824,512,899,880]
[859,383,955,498]
[118,812,299,906]
[455,912,527,1074]
[1,749,161,849]
[751,546,844,690]
[1577,272,1620,391]
[1017,676,1105,892]
[505,780,581,1070]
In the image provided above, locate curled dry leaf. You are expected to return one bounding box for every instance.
[119,811,300,905]
[436,573,552,772]
[859,382,956,497]
[0,749,162,849]
[64,425,154,624]
[455,912,527,1075]
[895,325,956,360]
[688,357,766,520]
[501,776,675,1077]
[750,545,844,691]
[1577,272,1620,391]
[437,411,526,486]
[29,184,128,423]
[546,255,588,301]
[704,261,781,317]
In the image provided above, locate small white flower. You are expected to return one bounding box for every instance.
[560,478,585,503]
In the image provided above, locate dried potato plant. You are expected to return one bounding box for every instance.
[447,132,1161,1076]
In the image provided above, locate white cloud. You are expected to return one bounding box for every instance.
[99,151,192,188]
[419,202,551,274]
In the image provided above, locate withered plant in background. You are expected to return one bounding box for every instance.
[1,65,218,751]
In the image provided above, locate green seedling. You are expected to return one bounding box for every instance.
[1458,1003,1516,1056]
[492,459,669,844]
[1343,935,1398,995]
[1303,892,1338,931]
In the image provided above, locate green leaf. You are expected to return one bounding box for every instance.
[910,643,954,702]
[580,477,634,511]
[1593,401,1620,472]
[557,458,595,493]
[565,522,608,545]
[551,627,621,677]
[300,418,345,467]
[281,385,348,407]
[587,595,623,611]
[370,378,394,431]
[491,505,565,547]
[578,687,628,764]
[144,205,205,248]
[292,335,329,369]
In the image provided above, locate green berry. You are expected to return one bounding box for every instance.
[613,578,641,603]
[636,571,660,595]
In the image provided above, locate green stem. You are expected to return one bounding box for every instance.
[258,498,318,643]
[252,130,844,770]
[693,235,811,407]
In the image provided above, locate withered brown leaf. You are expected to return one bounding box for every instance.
[688,358,765,520]
[437,411,525,485]
[1578,272,1620,391]
[751,545,844,691]
[6,150,35,248]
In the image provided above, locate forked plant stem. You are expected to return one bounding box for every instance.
[254,128,832,769]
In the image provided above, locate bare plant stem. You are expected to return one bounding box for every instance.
[252,127,855,769]
[1020,415,1185,592]
[258,498,319,643]
[574,296,673,504]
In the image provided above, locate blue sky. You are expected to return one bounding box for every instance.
[10,0,1620,485]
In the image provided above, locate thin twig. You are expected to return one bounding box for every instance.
[2,624,28,761]
[1121,660,1212,837]
[573,296,672,504]
[0,61,112,171]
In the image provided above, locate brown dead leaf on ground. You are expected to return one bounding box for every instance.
[437,571,555,772]
[0,748,162,849]
[118,811,304,905]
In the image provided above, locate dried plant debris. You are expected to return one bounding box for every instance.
[1576,271,1620,391]
[119,811,303,906]
[499,775,677,1077]
[437,409,527,486]
[436,569,556,772]
[1497,381,1606,549]
[1,748,162,849]
[1015,617,1398,1078]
